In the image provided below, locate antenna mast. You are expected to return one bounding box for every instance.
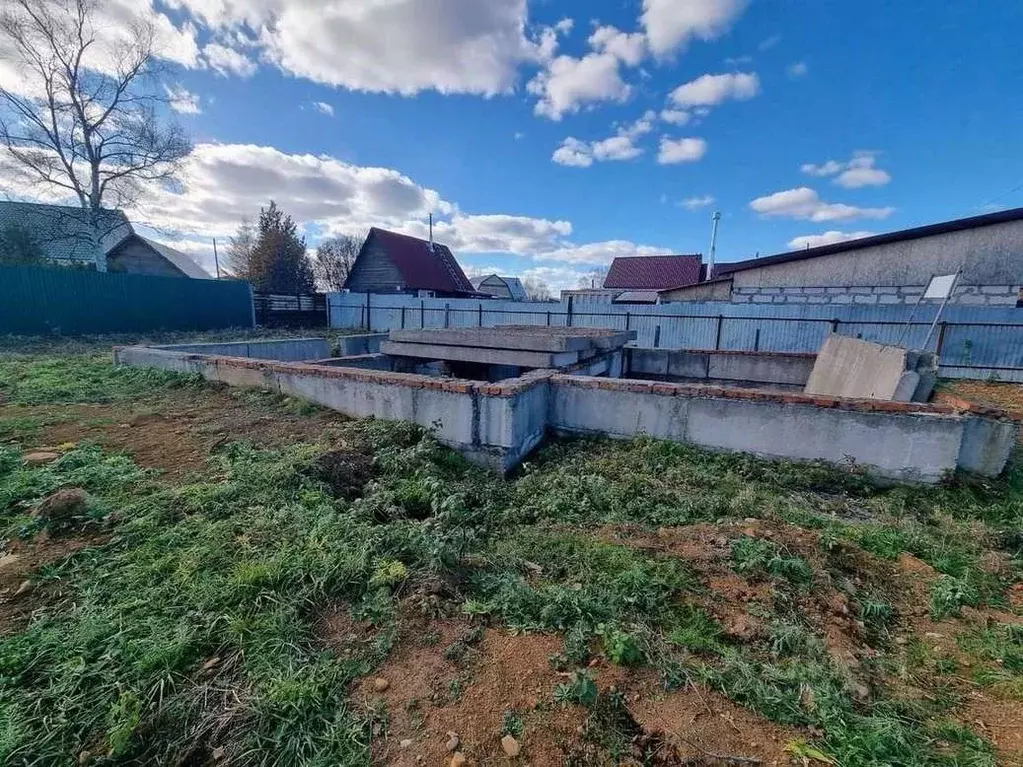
[707,211,722,280]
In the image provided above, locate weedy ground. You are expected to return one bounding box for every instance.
[0,333,1021,766]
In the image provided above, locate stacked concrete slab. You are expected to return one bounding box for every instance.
[804,335,938,403]
[381,326,635,378]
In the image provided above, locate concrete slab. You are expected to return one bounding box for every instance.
[388,326,635,353]
[804,335,910,401]
[381,340,579,369]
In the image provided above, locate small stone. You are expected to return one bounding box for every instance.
[372,677,390,692]
[15,580,32,597]
[203,657,221,671]
[445,733,460,752]
[400,739,412,749]
[895,636,908,646]
[501,734,521,757]
[849,682,870,703]
[211,746,226,760]
[0,553,21,570]
[34,488,88,528]
[23,451,60,467]
[450,752,468,767]
[78,751,91,765]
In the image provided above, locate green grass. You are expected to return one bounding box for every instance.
[1,350,1020,765]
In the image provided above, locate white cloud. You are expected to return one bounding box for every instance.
[165,85,202,114]
[658,137,708,164]
[536,240,672,266]
[312,101,335,117]
[660,109,690,125]
[588,25,647,67]
[680,195,716,209]
[514,131,525,140]
[592,136,644,162]
[788,231,876,250]
[724,54,752,66]
[801,151,892,188]
[203,42,257,77]
[801,160,844,177]
[787,61,808,78]
[668,72,760,107]
[552,111,655,167]
[750,187,895,222]
[552,137,595,168]
[171,0,542,96]
[528,52,632,120]
[641,0,749,57]
[758,34,781,51]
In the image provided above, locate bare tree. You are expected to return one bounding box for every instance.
[224,217,256,279]
[312,232,364,291]
[577,267,609,289]
[0,0,192,270]
[521,276,552,302]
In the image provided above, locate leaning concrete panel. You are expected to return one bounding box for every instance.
[685,397,963,483]
[804,335,909,400]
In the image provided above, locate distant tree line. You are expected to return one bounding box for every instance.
[224,200,364,293]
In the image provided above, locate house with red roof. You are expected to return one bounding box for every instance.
[343,227,478,298]
[566,254,704,304]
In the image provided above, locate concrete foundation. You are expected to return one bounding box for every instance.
[115,342,1019,483]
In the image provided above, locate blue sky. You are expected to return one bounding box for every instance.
[3,0,1023,291]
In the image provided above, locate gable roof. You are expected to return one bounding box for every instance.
[715,205,1023,278]
[355,227,475,294]
[603,254,703,290]
[137,237,212,279]
[0,201,132,264]
[472,274,529,301]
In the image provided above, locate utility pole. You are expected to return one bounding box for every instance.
[212,237,221,279]
[707,211,722,280]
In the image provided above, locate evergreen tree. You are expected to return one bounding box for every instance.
[0,223,45,265]
[248,201,315,293]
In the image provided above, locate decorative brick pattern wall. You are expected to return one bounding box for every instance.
[731,284,1020,306]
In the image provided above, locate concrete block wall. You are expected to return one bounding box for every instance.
[157,338,331,362]
[732,284,1021,306]
[628,348,816,387]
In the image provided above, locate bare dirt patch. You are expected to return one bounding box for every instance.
[0,531,107,636]
[2,386,349,480]
[624,669,801,765]
[936,381,1023,418]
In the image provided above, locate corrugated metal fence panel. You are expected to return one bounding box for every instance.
[327,292,1023,374]
[0,265,253,335]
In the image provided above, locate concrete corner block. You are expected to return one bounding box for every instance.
[957,417,1018,477]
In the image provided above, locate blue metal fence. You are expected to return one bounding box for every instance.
[0,264,254,335]
[327,293,1023,380]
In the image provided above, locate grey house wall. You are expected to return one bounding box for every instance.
[344,236,405,292]
[107,239,186,277]
[727,218,1023,306]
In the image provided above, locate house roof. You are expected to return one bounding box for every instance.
[0,201,133,263]
[359,227,475,294]
[472,274,529,301]
[612,290,660,304]
[137,237,211,279]
[603,254,703,290]
[714,205,1023,278]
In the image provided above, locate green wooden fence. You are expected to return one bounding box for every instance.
[0,265,254,335]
